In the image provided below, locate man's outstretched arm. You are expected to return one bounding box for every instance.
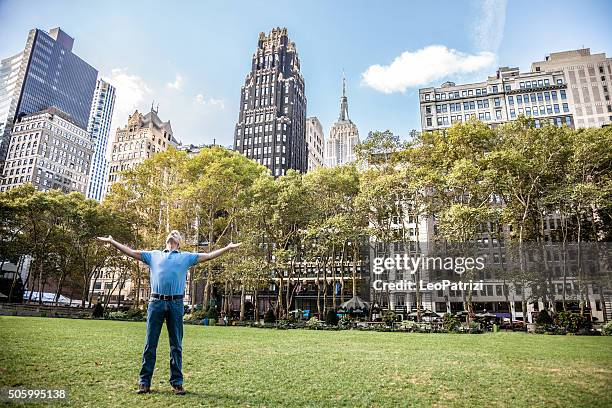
[196,242,242,263]
[97,235,142,261]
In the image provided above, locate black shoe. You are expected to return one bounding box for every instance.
[172,384,186,395]
[137,384,151,394]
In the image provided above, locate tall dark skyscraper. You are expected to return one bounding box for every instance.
[0,27,98,170]
[234,27,307,176]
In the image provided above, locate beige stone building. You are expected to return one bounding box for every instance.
[532,48,612,128]
[106,106,178,195]
[306,116,324,171]
[0,107,93,193]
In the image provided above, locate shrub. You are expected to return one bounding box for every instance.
[467,321,483,334]
[381,311,396,327]
[125,308,146,321]
[556,311,591,334]
[536,309,554,325]
[325,309,339,326]
[207,307,219,320]
[107,311,127,320]
[339,316,353,328]
[601,321,612,336]
[190,309,208,320]
[264,309,276,324]
[306,317,322,329]
[92,303,104,319]
[442,314,461,332]
[400,320,420,332]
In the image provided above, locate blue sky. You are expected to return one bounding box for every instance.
[1,0,611,147]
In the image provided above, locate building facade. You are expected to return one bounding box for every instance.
[532,48,612,128]
[0,27,97,172]
[86,79,116,202]
[0,107,93,193]
[305,117,324,171]
[420,67,574,131]
[234,28,307,176]
[106,106,178,194]
[325,76,359,167]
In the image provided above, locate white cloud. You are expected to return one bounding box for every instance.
[361,45,496,93]
[166,74,184,91]
[103,68,153,128]
[472,0,508,51]
[194,94,225,110]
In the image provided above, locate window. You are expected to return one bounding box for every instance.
[505,84,511,91]
[494,97,500,107]
[492,85,498,93]
[517,95,522,104]
[425,94,430,101]
[426,117,432,127]
[510,109,516,118]
[554,104,560,113]
[508,96,514,105]
[560,90,567,100]
[562,103,569,112]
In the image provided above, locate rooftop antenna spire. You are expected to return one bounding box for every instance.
[339,69,349,122]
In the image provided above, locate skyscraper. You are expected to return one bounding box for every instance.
[86,79,116,202]
[532,48,612,128]
[306,117,324,172]
[106,106,178,194]
[325,75,359,167]
[0,27,98,171]
[234,28,307,176]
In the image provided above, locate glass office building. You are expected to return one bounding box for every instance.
[0,27,98,170]
[86,79,116,202]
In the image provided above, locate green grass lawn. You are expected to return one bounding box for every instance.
[0,317,611,407]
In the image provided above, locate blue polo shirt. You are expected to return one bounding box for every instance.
[140,249,199,296]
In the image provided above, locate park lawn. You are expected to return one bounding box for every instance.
[0,317,610,408]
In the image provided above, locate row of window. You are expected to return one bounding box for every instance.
[509,104,570,118]
[508,90,567,104]
[423,78,565,101]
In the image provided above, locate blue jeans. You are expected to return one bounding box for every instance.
[139,298,184,387]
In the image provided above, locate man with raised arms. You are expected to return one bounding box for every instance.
[97,230,241,395]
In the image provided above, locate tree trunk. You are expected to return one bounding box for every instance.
[239,285,246,321]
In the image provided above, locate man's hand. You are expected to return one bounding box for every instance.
[96,236,142,261]
[227,242,242,250]
[196,242,242,263]
[97,235,114,244]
